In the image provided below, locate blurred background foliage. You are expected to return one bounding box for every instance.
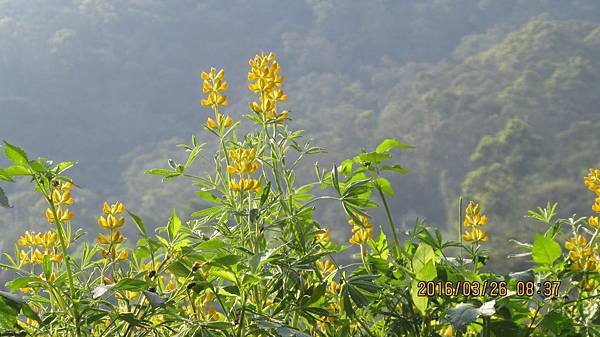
[2,0,600,274]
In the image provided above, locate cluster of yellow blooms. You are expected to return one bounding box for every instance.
[564,169,600,290]
[97,201,128,260]
[18,230,63,265]
[316,259,336,275]
[44,181,74,224]
[200,67,234,130]
[228,148,261,192]
[461,201,489,244]
[182,291,219,321]
[348,214,374,245]
[315,228,330,244]
[248,52,288,121]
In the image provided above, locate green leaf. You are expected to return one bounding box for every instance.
[56,161,77,174]
[191,206,224,218]
[375,177,394,196]
[127,211,148,237]
[0,295,18,330]
[381,164,409,174]
[145,168,176,176]
[532,234,562,265]
[415,259,437,281]
[196,191,221,204]
[5,165,30,176]
[0,186,10,208]
[412,243,436,273]
[114,278,147,291]
[0,168,14,182]
[3,141,28,166]
[167,261,191,277]
[214,254,242,266]
[375,139,415,153]
[197,239,227,250]
[411,280,428,315]
[204,321,234,330]
[167,209,182,241]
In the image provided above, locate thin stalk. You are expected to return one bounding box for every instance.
[46,196,80,336]
[375,183,401,257]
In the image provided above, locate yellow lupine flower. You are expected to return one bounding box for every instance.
[52,189,73,206]
[31,249,44,264]
[45,206,74,224]
[316,259,336,274]
[103,201,125,215]
[227,148,260,175]
[593,196,600,213]
[349,227,373,245]
[584,168,600,194]
[116,249,128,261]
[327,281,341,295]
[440,325,454,337]
[19,250,30,265]
[462,227,488,243]
[247,52,288,121]
[200,67,228,108]
[206,306,219,321]
[348,214,374,230]
[315,229,330,244]
[462,201,489,244]
[98,214,125,230]
[589,216,599,228]
[229,178,261,192]
[17,231,35,247]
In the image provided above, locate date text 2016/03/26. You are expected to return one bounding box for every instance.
[416,281,561,297]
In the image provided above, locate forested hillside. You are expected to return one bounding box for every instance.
[2,1,600,273]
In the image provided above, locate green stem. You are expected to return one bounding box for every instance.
[46,191,80,337]
[375,183,401,257]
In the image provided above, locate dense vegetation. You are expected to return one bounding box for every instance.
[2,0,600,279]
[0,53,599,336]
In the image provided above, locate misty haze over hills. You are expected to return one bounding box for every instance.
[2,0,600,272]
